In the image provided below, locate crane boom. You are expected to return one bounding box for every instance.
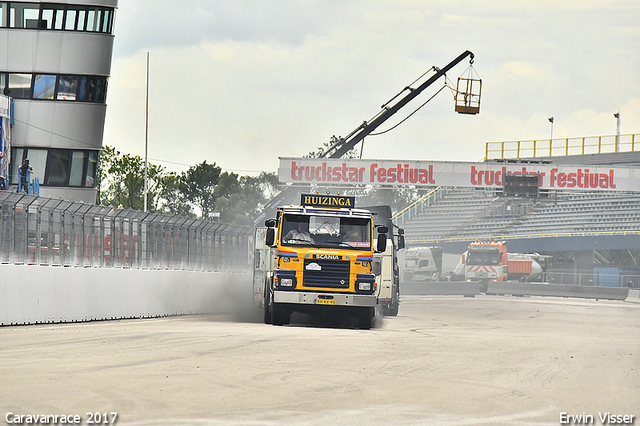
[253,50,475,226]
[320,50,474,159]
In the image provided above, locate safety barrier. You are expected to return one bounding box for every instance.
[0,191,252,271]
[485,133,640,160]
[402,281,479,296]
[0,264,253,325]
[625,289,640,303]
[402,281,633,301]
[486,281,629,301]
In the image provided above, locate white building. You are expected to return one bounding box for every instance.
[0,0,117,202]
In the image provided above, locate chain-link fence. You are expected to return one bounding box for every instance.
[0,191,252,271]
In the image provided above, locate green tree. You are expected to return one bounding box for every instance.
[179,161,221,217]
[97,145,169,212]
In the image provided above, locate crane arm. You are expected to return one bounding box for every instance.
[321,50,474,159]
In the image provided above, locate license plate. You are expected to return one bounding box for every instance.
[315,298,336,305]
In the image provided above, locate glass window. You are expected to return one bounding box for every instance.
[45,149,71,186]
[102,9,112,33]
[0,3,7,28]
[24,149,47,183]
[7,73,31,99]
[76,9,85,31]
[57,75,77,100]
[10,148,25,184]
[64,8,76,30]
[33,74,56,99]
[95,77,106,103]
[78,76,97,102]
[10,3,40,28]
[69,151,86,186]
[85,8,96,31]
[41,4,65,30]
[86,151,97,187]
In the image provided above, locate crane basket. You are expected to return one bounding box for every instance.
[454,65,482,115]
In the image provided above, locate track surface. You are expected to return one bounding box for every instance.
[1,296,638,426]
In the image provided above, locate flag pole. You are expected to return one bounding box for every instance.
[144,52,149,212]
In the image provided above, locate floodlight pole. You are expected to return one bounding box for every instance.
[614,111,620,152]
[144,52,149,212]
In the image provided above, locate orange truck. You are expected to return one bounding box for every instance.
[463,241,548,290]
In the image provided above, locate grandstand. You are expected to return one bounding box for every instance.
[396,145,640,263]
[400,188,640,244]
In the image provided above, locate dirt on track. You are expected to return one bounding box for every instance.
[1,295,638,426]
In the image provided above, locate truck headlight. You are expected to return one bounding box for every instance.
[357,281,371,291]
[279,278,294,287]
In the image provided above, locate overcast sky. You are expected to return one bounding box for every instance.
[102,0,640,176]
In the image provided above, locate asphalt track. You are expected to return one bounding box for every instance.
[1,295,638,426]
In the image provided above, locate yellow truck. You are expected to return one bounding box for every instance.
[253,193,388,329]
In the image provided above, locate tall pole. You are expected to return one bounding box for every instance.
[144,52,149,212]
[548,117,554,140]
[614,111,620,152]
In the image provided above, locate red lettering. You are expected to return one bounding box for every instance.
[387,168,397,183]
[369,164,378,182]
[471,166,479,185]
[557,173,567,187]
[609,170,616,188]
[378,167,387,183]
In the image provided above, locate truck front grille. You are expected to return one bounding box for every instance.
[303,259,350,288]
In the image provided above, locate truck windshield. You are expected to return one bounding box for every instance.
[467,249,500,265]
[281,214,371,250]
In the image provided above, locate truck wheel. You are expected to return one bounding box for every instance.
[387,300,399,317]
[263,280,273,324]
[357,307,375,330]
[271,304,290,326]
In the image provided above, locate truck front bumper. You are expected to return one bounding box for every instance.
[273,291,377,307]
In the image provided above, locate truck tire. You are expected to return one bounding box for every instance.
[387,299,399,317]
[263,280,273,325]
[271,304,290,326]
[357,307,375,330]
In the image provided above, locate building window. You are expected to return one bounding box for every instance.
[57,75,77,100]
[1,72,108,103]
[6,73,31,99]
[11,147,99,188]
[0,3,7,27]
[45,149,71,185]
[9,2,40,28]
[0,2,115,33]
[40,3,64,30]
[33,74,56,99]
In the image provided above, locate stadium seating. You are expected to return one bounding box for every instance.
[399,188,640,243]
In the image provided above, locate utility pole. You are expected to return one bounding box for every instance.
[144,52,149,212]
[614,111,620,152]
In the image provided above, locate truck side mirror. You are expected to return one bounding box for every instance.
[373,257,382,276]
[397,228,405,250]
[265,227,275,246]
[265,219,276,227]
[376,234,387,253]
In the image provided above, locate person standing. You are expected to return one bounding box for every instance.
[18,159,33,193]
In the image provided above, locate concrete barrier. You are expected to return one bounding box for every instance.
[402,281,480,297]
[487,281,629,301]
[0,264,251,326]
[625,288,640,303]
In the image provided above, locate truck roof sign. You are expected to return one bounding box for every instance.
[300,193,355,208]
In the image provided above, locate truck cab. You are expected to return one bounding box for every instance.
[256,194,388,329]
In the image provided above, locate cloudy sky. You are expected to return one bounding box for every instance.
[102,1,640,176]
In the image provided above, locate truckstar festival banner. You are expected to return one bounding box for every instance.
[278,157,640,192]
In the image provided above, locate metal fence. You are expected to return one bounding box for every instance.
[0,191,252,271]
